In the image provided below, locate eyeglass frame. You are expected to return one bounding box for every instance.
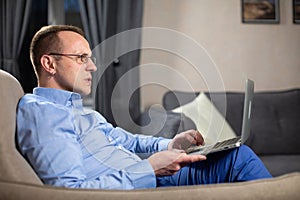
[48,53,96,65]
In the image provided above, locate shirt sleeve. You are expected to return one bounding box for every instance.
[16,97,157,190]
[106,125,171,154]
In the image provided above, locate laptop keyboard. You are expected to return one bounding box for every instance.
[186,136,242,154]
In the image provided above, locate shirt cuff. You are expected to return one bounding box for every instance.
[158,138,172,151]
[124,159,156,189]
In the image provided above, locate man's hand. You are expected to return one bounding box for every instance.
[168,129,205,151]
[148,150,206,177]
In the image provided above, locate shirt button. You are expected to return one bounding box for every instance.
[117,145,123,150]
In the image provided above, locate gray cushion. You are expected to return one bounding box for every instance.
[260,155,300,177]
[249,90,300,155]
[139,107,196,138]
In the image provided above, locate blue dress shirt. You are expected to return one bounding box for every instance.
[17,87,171,190]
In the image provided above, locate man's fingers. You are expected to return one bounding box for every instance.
[186,130,205,146]
[194,130,205,146]
[177,153,206,164]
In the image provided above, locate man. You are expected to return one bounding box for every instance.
[17,25,271,190]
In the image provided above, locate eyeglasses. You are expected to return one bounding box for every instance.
[48,53,96,65]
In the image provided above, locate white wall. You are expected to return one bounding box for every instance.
[140,0,300,110]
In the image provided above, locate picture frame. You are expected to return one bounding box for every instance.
[294,0,300,24]
[241,0,280,24]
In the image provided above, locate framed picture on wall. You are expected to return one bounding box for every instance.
[294,0,300,24]
[241,0,280,24]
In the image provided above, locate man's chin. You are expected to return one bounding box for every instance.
[74,88,91,96]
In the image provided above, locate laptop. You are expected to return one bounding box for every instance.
[186,79,254,155]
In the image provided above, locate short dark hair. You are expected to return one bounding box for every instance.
[30,25,85,77]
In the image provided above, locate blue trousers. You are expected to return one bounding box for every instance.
[157,145,272,186]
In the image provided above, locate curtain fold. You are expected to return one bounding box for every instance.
[0,0,32,79]
[79,0,143,131]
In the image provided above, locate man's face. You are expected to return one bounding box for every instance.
[53,31,97,96]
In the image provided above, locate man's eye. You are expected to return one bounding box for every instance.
[80,55,88,62]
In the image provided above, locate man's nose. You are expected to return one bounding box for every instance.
[87,59,97,72]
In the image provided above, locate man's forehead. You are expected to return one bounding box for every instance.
[58,31,90,51]
[57,30,84,39]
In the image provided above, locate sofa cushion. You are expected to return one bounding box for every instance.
[139,106,196,139]
[260,155,300,177]
[248,90,300,155]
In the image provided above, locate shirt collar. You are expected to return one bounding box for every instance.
[33,87,82,106]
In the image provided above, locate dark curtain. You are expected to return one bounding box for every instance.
[0,0,32,79]
[79,0,143,131]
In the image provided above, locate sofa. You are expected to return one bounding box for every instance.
[0,69,299,200]
[140,88,300,177]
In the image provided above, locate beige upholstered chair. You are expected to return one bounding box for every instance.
[0,69,299,200]
[0,70,42,185]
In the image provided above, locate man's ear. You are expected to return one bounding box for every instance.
[40,55,56,75]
